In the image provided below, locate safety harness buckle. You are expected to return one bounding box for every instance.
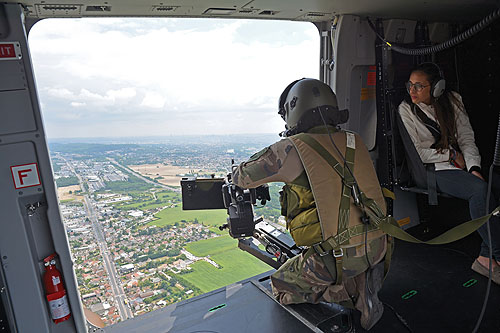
[333,248,344,258]
[313,243,331,257]
[351,185,362,207]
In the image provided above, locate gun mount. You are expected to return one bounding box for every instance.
[180,172,302,268]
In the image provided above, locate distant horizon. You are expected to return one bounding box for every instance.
[47,132,282,145]
[48,132,277,139]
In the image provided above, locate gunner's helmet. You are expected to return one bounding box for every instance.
[278,78,348,136]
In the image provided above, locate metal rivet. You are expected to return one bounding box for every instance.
[19,191,23,195]
[37,188,42,192]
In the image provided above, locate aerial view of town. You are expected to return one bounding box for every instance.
[49,134,285,326]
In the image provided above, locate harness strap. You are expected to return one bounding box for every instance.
[382,187,395,200]
[339,132,356,244]
[384,236,394,280]
[378,208,500,244]
[308,240,343,285]
[360,191,500,245]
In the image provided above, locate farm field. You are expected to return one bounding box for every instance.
[57,185,83,202]
[147,206,227,227]
[182,237,271,293]
[129,163,213,187]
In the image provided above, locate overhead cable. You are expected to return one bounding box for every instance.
[367,8,500,55]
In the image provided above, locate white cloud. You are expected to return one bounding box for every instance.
[47,88,75,99]
[28,18,319,137]
[140,92,166,109]
[70,102,86,107]
[107,88,137,100]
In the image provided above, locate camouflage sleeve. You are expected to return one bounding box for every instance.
[233,139,303,188]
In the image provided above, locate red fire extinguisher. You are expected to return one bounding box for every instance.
[43,253,71,323]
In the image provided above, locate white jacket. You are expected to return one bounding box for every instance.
[398,92,481,171]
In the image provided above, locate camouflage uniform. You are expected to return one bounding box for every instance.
[233,126,388,328]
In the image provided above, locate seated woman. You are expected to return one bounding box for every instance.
[398,62,500,284]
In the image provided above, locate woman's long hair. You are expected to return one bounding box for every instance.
[407,63,463,152]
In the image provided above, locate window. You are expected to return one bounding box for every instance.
[29,17,319,325]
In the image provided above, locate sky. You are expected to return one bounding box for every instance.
[28,18,319,138]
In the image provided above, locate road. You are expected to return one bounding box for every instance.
[83,195,133,320]
[106,157,179,192]
[63,156,134,321]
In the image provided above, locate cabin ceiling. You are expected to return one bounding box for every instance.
[2,0,498,22]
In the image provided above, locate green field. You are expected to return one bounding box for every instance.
[104,172,158,193]
[56,176,79,187]
[185,235,236,256]
[181,238,271,293]
[147,206,227,227]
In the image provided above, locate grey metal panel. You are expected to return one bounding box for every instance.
[0,142,52,332]
[0,61,27,91]
[0,89,37,135]
[348,65,377,150]
[0,4,85,332]
[332,15,377,149]
[0,259,16,332]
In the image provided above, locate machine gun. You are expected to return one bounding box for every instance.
[180,164,302,269]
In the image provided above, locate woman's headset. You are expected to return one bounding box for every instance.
[419,62,446,98]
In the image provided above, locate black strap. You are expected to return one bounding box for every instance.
[411,104,441,148]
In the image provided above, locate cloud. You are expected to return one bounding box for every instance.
[70,102,86,107]
[28,18,319,137]
[140,92,166,109]
[107,88,137,100]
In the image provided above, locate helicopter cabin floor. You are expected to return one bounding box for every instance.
[104,227,500,333]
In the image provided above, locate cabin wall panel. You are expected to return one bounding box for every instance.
[0,61,27,91]
[0,90,37,135]
[0,142,51,332]
[333,15,377,149]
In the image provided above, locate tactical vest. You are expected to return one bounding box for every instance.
[282,130,386,243]
[281,130,390,284]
